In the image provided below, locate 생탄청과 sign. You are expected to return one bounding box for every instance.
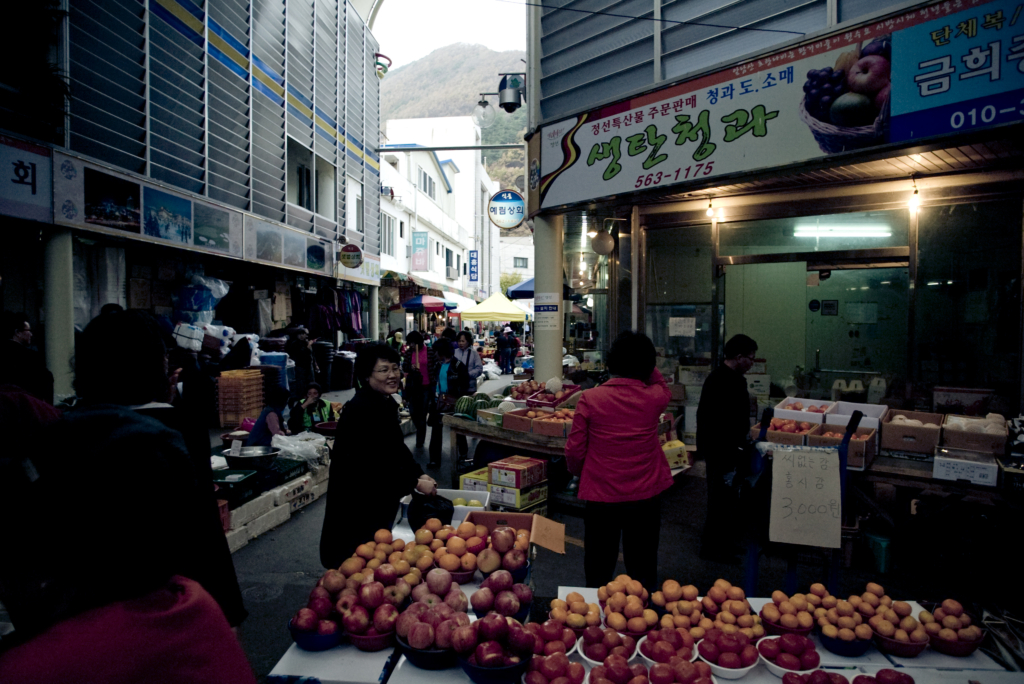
[536,0,1023,211]
[488,190,526,229]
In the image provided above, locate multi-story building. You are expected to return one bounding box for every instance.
[1,0,386,397]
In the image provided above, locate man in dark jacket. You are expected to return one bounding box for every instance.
[495,329,510,375]
[285,326,316,398]
[696,334,758,562]
[428,338,470,467]
[0,312,54,404]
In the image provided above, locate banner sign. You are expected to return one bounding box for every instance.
[0,135,51,222]
[411,231,428,271]
[488,190,526,229]
[337,252,380,286]
[537,0,1021,210]
[469,250,479,282]
[770,448,842,549]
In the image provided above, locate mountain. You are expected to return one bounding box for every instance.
[380,43,527,188]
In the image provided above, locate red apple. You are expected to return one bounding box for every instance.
[649,663,674,684]
[583,625,604,645]
[422,606,448,629]
[718,652,741,669]
[472,587,495,612]
[419,593,443,608]
[847,55,891,96]
[446,590,469,613]
[452,624,478,654]
[309,586,331,603]
[567,662,586,684]
[375,563,398,587]
[488,569,514,593]
[508,622,536,655]
[776,653,802,671]
[426,568,453,597]
[475,640,506,668]
[740,644,759,667]
[606,661,633,684]
[405,602,429,619]
[292,607,319,631]
[335,593,358,617]
[491,526,517,553]
[453,612,471,627]
[411,583,432,602]
[317,619,339,635]
[408,621,435,650]
[502,548,527,572]
[540,652,570,680]
[512,583,533,604]
[308,596,334,619]
[342,605,370,634]
[359,582,385,610]
[435,619,459,649]
[396,611,420,638]
[477,548,502,574]
[382,586,404,606]
[394,578,411,599]
[800,649,821,670]
[477,612,509,642]
[585,643,608,661]
[373,603,399,633]
[494,590,521,616]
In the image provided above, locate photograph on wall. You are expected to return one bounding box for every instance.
[194,202,239,254]
[256,223,283,263]
[84,167,140,233]
[282,231,306,268]
[143,186,192,244]
[306,239,326,271]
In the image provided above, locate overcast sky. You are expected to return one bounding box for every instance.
[372,0,526,70]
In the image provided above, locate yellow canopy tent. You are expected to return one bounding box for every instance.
[458,292,526,322]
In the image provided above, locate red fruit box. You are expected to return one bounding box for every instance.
[532,410,574,437]
[750,423,807,446]
[464,510,565,554]
[772,397,833,424]
[488,455,547,489]
[502,408,535,433]
[525,384,581,409]
[807,425,877,470]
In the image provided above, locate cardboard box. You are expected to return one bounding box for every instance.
[680,431,696,445]
[880,410,943,454]
[933,387,994,416]
[532,414,573,437]
[933,447,998,486]
[749,359,768,375]
[477,408,504,428]
[669,384,686,402]
[746,374,771,396]
[272,475,314,506]
[942,416,1007,454]
[459,467,491,492]
[288,489,320,513]
[228,491,275,530]
[502,408,534,433]
[881,448,934,463]
[750,423,806,446]
[682,385,703,406]
[807,425,878,470]
[662,442,693,469]
[489,456,547,489]
[247,504,291,539]
[823,401,889,430]
[487,482,548,509]
[464,510,564,553]
[225,527,248,553]
[677,366,711,385]
[491,500,549,516]
[773,398,832,424]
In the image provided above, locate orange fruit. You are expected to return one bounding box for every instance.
[643,609,658,626]
[392,539,406,551]
[439,553,461,572]
[681,585,699,601]
[550,607,568,622]
[626,580,644,597]
[707,587,727,604]
[780,614,800,629]
[425,518,443,533]
[726,586,745,601]
[415,554,434,572]
[414,529,433,545]
[570,601,588,615]
[374,529,392,544]
[447,537,467,557]
[456,522,476,539]
[475,524,489,538]
[436,529,452,541]
[433,547,447,561]
[607,612,627,631]
[366,558,381,570]
[627,617,648,632]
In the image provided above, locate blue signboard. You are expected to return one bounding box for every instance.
[469,250,479,282]
[487,190,526,229]
[891,0,1024,142]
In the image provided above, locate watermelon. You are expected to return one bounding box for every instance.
[454,395,476,418]
[473,392,491,403]
[475,399,492,415]
[487,399,503,409]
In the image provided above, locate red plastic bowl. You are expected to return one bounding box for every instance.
[758,609,813,637]
[449,568,477,585]
[929,632,985,657]
[348,629,396,652]
[872,632,928,657]
[288,619,342,651]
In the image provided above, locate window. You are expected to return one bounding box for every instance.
[314,155,336,220]
[418,166,436,200]
[457,254,461,273]
[287,138,313,210]
[514,257,529,269]
[346,177,363,233]
[399,220,404,239]
[446,248,453,268]
[429,239,436,271]
[436,241,441,255]
[382,214,395,256]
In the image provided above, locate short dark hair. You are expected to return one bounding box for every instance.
[433,338,454,359]
[606,330,656,380]
[406,330,424,347]
[305,382,322,396]
[100,303,124,316]
[2,312,29,340]
[354,343,401,385]
[456,330,473,346]
[266,384,291,409]
[442,327,457,341]
[75,310,169,405]
[724,334,758,360]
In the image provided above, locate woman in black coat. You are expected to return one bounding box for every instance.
[319,344,438,569]
[427,338,471,468]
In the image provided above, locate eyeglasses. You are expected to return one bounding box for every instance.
[373,365,401,376]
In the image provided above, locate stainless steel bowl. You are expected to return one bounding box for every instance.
[221,446,279,469]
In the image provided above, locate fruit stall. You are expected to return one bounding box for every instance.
[273,506,1016,684]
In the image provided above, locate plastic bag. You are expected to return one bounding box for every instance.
[272,432,328,474]
[173,323,203,351]
[407,491,454,531]
[191,275,230,304]
[239,417,257,432]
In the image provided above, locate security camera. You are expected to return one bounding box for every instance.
[498,74,524,114]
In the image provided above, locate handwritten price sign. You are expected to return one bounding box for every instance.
[769,448,842,549]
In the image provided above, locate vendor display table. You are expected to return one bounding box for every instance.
[443,415,567,457]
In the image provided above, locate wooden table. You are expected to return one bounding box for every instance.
[858,455,1008,504]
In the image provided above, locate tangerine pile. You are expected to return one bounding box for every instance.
[412,518,489,574]
[598,575,656,634]
[549,591,601,628]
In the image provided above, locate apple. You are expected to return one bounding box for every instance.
[394,578,411,599]
[335,593,358,617]
[434,619,459,649]
[405,602,429,619]
[874,83,891,110]
[476,640,506,668]
[477,612,509,642]
[512,583,533,604]
[502,548,527,572]
[375,563,398,587]
[446,590,469,613]
[472,587,495,612]
[360,570,375,585]
[292,607,319,631]
[561,627,576,651]
[495,591,521,616]
[422,606,448,629]
[342,605,370,634]
[507,621,535,655]
[408,622,435,650]
[308,596,334,619]
[411,583,431,602]
[317,619,339,635]
[488,570,514,593]
[477,548,502,574]
[847,55,890,96]
[359,582,385,610]
[322,569,346,594]
[396,611,420,638]
[540,653,570,680]
[426,568,453,597]
[452,624,479,654]
[382,586,404,606]
[830,92,876,127]
[586,643,608,661]
[373,603,399,633]
[861,37,891,60]
[419,593,443,608]
[526,672,547,684]
[309,586,331,603]
[491,526,517,554]
[453,612,471,627]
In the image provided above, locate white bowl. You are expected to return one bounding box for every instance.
[756,636,820,679]
[636,635,698,666]
[576,635,637,666]
[695,640,758,680]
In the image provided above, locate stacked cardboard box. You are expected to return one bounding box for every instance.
[486,456,548,512]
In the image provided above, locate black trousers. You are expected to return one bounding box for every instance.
[702,452,744,552]
[405,382,429,446]
[428,409,468,463]
[584,495,661,592]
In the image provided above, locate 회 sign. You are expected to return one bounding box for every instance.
[536,0,1023,211]
[488,190,526,229]
[0,135,52,222]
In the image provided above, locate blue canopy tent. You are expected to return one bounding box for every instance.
[506,278,574,300]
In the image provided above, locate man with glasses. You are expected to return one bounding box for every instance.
[696,334,758,562]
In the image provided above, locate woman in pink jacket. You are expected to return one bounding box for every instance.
[565,331,672,591]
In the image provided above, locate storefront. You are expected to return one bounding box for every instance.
[527,0,1024,412]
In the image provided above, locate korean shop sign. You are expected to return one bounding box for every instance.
[536,0,1020,211]
[0,135,51,222]
[411,231,429,271]
[488,190,526,229]
[469,250,479,282]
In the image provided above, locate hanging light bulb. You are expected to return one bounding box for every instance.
[706,199,714,217]
[908,179,920,211]
[586,229,598,237]
[472,97,495,129]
